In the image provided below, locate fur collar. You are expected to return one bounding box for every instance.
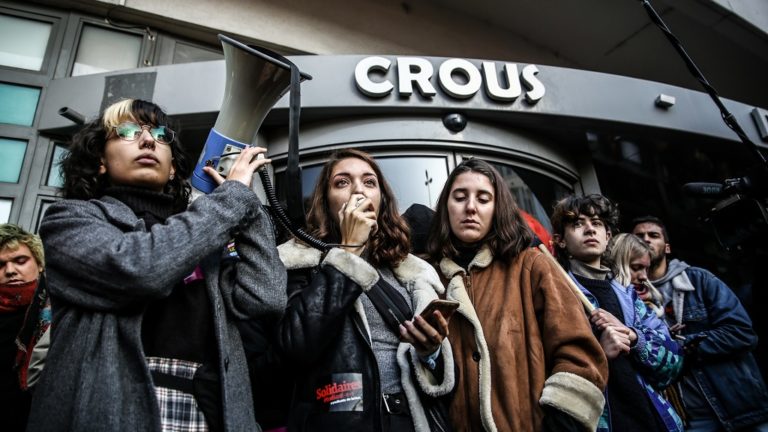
[438,244,493,279]
[278,238,444,295]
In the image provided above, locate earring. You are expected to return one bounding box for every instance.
[169,173,175,180]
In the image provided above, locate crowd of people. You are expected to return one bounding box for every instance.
[1,98,767,432]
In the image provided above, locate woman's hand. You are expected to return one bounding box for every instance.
[203,146,271,188]
[399,311,450,357]
[338,193,377,256]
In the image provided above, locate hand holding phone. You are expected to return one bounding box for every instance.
[419,299,460,328]
[401,299,460,357]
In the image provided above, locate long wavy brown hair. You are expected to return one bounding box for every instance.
[305,149,410,268]
[426,158,533,264]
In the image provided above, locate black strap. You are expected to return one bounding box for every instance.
[365,272,413,334]
[285,62,305,227]
[150,370,195,394]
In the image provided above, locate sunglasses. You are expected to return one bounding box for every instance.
[113,122,176,145]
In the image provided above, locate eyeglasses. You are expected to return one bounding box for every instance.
[112,122,176,145]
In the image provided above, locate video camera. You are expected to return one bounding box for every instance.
[683,170,768,251]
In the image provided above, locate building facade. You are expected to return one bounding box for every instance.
[2,0,767,338]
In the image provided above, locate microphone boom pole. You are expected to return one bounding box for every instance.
[637,0,768,169]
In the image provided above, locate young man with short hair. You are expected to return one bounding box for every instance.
[0,224,49,431]
[551,195,683,432]
[632,216,768,432]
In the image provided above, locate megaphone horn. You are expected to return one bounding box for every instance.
[191,34,311,195]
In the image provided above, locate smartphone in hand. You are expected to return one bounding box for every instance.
[419,299,460,328]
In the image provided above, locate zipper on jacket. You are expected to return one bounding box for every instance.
[463,272,474,305]
[462,270,477,428]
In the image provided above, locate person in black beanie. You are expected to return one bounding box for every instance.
[27,99,286,431]
[551,194,683,432]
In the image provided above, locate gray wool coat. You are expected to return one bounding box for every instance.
[27,181,287,432]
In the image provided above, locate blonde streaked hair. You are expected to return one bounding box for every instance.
[101,99,136,130]
[0,224,45,270]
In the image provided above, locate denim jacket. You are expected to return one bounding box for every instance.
[570,273,684,432]
[657,263,768,431]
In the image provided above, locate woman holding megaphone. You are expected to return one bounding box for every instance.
[27,99,286,432]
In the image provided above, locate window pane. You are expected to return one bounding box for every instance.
[487,161,571,232]
[0,83,40,126]
[0,198,10,223]
[275,156,450,214]
[0,14,52,71]
[0,138,28,183]
[376,157,449,212]
[173,42,223,64]
[47,144,69,187]
[72,25,142,76]
[275,165,323,210]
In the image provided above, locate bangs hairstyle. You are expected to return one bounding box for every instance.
[608,233,652,286]
[550,194,619,264]
[305,149,410,268]
[426,158,533,264]
[60,99,191,211]
[0,224,45,270]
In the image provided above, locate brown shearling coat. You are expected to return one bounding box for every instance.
[440,246,608,432]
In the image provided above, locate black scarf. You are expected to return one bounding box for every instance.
[104,186,176,228]
[454,244,481,271]
[106,186,217,365]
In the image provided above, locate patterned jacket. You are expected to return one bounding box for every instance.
[571,274,684,431]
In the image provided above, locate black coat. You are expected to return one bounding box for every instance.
[276,240,455,432]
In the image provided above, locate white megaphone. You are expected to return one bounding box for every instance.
[191,35,311,195]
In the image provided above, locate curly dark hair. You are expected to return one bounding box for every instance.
[550,194,619,266]
[426,158,533,264]
[305,149,411,268]
[60,99,191,211]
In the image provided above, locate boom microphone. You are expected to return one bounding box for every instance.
[682,182,725,197]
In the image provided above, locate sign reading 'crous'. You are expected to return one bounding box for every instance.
[354,56,545,103]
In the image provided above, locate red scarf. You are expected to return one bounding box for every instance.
[0,280,38,313]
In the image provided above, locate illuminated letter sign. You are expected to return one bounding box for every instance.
[354,56,545,103]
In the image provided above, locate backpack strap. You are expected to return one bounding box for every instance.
[364,271,413,335]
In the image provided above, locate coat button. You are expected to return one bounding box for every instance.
[472,351,481,362]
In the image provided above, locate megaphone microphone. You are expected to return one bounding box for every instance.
[191,35,310,195]
[193,35,337,251]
